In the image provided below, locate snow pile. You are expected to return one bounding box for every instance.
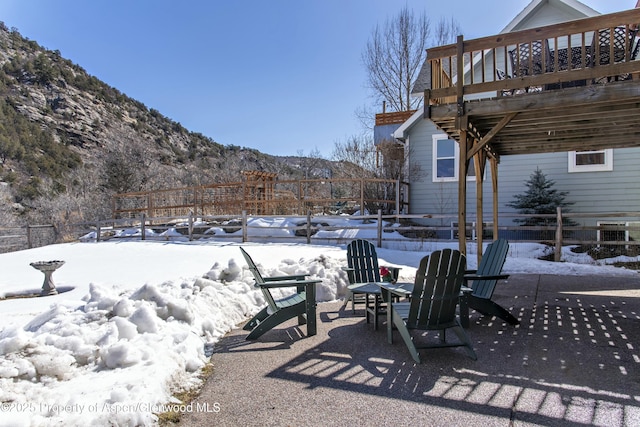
[0,250,347,426]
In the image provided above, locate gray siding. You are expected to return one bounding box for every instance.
[407,118,489,225]
[408,123,640,222]
[404,1,640,227]
[499,149,640,214]
[515,3,588,30]
[408,120,458,221]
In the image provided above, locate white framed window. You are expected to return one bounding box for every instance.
[432,134,476,182]
[568,149,613,173]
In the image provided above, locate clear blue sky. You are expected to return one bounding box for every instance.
[0,0,633,157]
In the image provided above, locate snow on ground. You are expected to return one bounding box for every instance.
[0,216,637,426]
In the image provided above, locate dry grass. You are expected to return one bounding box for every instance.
[157,362,216,425]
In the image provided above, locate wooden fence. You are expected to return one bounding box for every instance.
[62,209,640,261]
[0,225,56,254]
[5,209,640,264]
[112,178,409,219]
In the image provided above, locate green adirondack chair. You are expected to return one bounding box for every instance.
[459,239,518,327]
[380,249,477,363]
[240,247,321,340]
[341,239,381,311]
[341,239,402,328]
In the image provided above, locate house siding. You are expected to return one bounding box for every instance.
[407,118,482,226]
[402,0,640,234]
[499,149,640,215]
[516,2,589,29]
[408,132,640,224]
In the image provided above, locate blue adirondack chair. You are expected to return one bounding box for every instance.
[240,247,321,340]
[459,239,518,327]
[380,249,477,363]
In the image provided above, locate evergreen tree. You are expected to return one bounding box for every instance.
[507,167,576,230]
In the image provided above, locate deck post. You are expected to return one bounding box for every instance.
[458,130,468,255]
[456,35,465,116]
[456,35,468,255]
[491,158,499,240]
[474,151,484,264]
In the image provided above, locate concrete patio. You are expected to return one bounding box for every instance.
[180,273,640,427]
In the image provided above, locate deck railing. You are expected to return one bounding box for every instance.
[427,9,640,104]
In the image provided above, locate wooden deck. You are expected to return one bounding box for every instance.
[426,9,640,155]
[422,8,640,255]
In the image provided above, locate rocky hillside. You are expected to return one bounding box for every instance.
[0,23,343,227]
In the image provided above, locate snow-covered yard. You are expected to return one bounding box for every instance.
[1,217,637,426]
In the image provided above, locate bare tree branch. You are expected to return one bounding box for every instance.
[362,8,461,113]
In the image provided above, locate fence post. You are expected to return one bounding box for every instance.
[554,207,563,262]
[395,180,400,214]
[141,214,146,241]
[360,180,365,217]
[298,181,303,215]
[96,221,102,242]
[194,188,199,218]
[377,209,383,247]
[242,210,248,243]
[147,193,153,218]
[188,211,194,241]
[25,225,32,248]
[306,210,312,244]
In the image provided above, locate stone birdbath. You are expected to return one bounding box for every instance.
[30,260,65,296]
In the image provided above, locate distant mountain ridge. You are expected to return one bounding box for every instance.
[0,23,341,227]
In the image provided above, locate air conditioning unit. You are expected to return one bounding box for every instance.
[597,221,627,246]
